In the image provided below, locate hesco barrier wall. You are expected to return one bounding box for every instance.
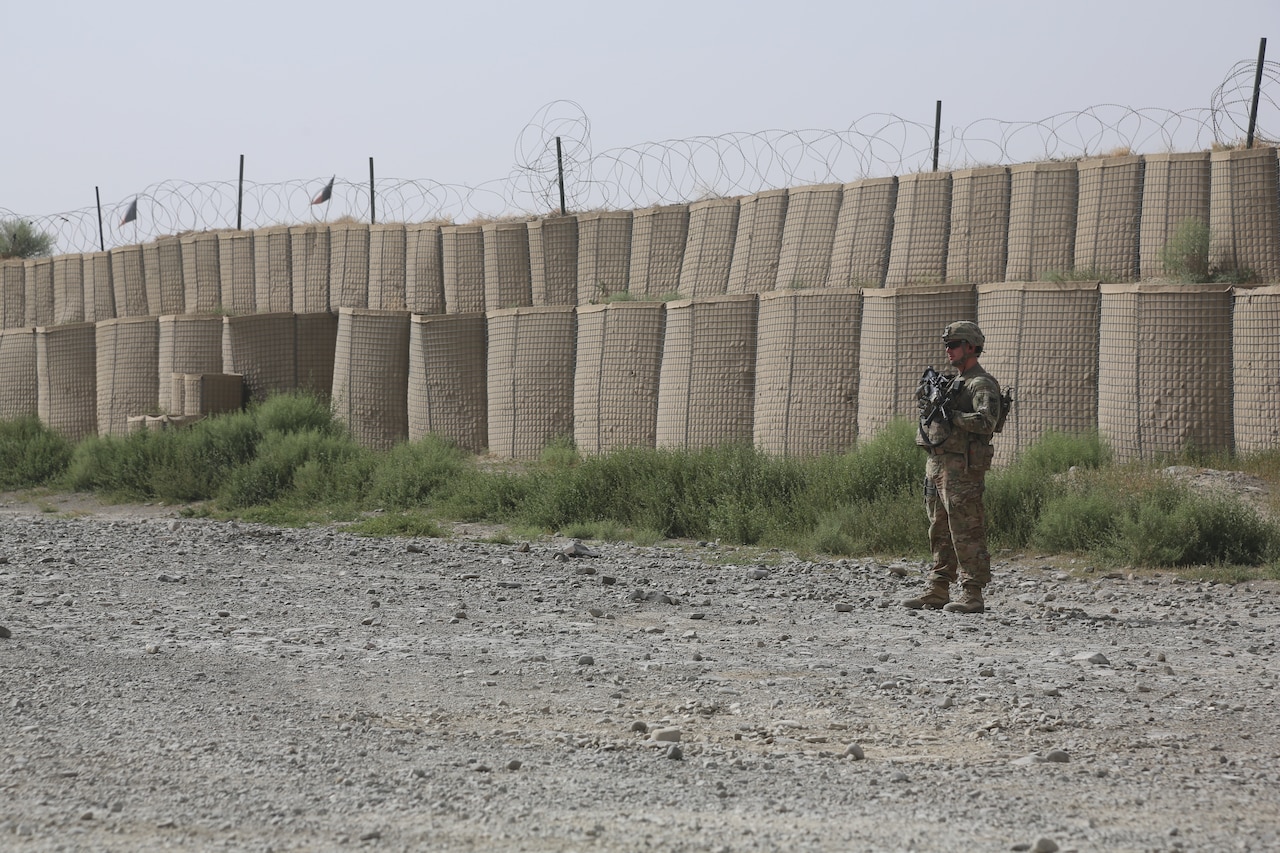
[886,172,952,287]
[678,198,738,298]
[181,231,221,315]
[727,189,788,294]
[95,316,159,436]
[331,308,410,451]
[222,313,297,401]
[753,288,861,456]
[442,224,486,314]
[482,220,533,311]
[158,315,223,413]
[528,215,578,307]
[369,223,407,311]
[1233,285,1280,452]
[253,226,293,314]
[1098,282,1234,461]
[181,373,243,417]
[52,255,84,326]
[486,306,577,459]
[1210,148,1280,282]
[109,245,147,318]
[25,258,55,328]
[1007,161,1078,281]
[408,312,487,452]
[290,224,331,313]
[328,222,370,311]
[1075,155,1144,282]
[84,251,115,324]
[947,167,1010,285]
[406,223,446,315]
[628,205,690,298]
[217,232,256,315]
[977,281,1101,466]
[573,301,666,454]
[576,211,632,304]
[827,177,897,288]
[1139,153,1211,279]
[36,322,96,441]
[775,184,843,291]
[8,149,1280,461]
[857,284,977,439]
[0,328,37,419]
[656,294,758,449]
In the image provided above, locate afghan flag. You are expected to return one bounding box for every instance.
[312,177,335,205]
[120,198,138,225]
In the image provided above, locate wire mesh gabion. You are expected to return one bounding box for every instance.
[1232,284,1280,452]
[180,231,222,315]
[1138,152,1211,279]
[573,301,666,454]
[331,308,410,451]
[83,251,116,324]
[576,211,633,304]
[482,220,533,311]
[946,167,1010,285]
[1097,282,1233,461]
[885,172,952,287]
[2,260,26,329]
[753,288,861,456]
[221,313,296,401]
[369,223,408,311]
[23,258,55,328]
[406,222,447,316]
[827,177,898,289]
[109,245,148,318]
[442,224,486,314]
[655,295,759,449]
[486,306,577,459]
[0,327,38,420]
[408,312,487,452]
[296,312,339,399]
[217,232,256,315]
[628,204,690,299]
[726,189,788,295]
[1006,161,1079,282]
[142,235,186,316]
[678,197,739,299]
[1074,155,1145,282]
[528,215,579,307]
[290,224,331,314]
[774,184,843,291]
[95,316,159,437]
[1209,147,1280,282]
[36,322,97,441]
[52,254,84,326]
[157,314,224,414]
[253,226,294,314]
[329,222,371,312]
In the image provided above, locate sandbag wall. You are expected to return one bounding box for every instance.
[573,301,666,454]
[486,306,577,459]
[1233,285,1280,452]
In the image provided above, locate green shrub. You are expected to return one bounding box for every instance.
[217,429,362,509]
[0,417,72,488]
[1160,217,1211,282]
[148,412,261,502]
[253,392,342,436]
[0,219,55,259]
[1032,489,1121,552]
[63,433,156,499]
[805,486,927,557]
[365,435,469,509]
[348,511,444,538]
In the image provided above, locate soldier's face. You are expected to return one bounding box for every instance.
[945,339,970,368]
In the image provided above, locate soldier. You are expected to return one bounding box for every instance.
[904,321,1003,614]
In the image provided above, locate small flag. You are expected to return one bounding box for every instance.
[120,198,138,225]
[312,176,335,205]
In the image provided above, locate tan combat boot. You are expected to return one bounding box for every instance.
[943,584,984,614]
[902,580,950,610]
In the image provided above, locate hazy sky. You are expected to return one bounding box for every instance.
[4,0,1275,217]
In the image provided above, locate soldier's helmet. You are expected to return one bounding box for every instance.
[942,321,985,348]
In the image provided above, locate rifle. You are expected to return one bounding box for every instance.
[917,367,958,447]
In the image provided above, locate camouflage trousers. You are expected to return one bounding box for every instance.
[924,452,991,588]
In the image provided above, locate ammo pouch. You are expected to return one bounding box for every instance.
[967,438,995,472]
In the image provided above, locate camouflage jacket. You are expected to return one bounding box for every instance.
[917,363,1002,456]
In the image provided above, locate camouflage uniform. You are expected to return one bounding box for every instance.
[917,363,1002,590]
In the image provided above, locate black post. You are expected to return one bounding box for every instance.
[237,154,245,230]
[369,157,376,224]
[1247,37,1267,149]
[933,100,942,172]
[556,136,566,215]
[94,186,104,252]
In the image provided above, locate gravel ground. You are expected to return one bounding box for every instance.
[2,494,1280,853]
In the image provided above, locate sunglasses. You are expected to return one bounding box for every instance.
[944,340,966,349]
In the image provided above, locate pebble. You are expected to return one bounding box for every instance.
[843,744,865,760]
[0,625,10,639]
[1044,749,1069,763]
[1031,838,1059,853]
[577,655,595,666]
[665,744,683,760]
[835,602,853,612]
[506,759,522,771]
[651,727,681,742]
[1074,651,1109,665]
